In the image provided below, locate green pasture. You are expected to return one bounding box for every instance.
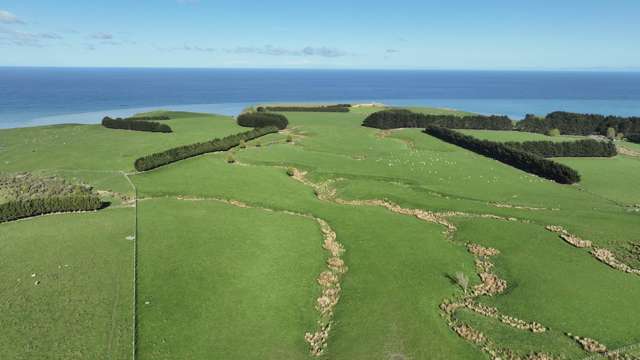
[1,106,639,359]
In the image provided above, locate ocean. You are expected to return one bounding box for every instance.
[1,67,640,129]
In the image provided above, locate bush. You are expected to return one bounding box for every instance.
[134,127,278,172]
[237,113,288,130]
[424,126,581,184]
[286,167,295,177]
[362,109,513,130]
[607,127,617,140]
[547,128,561,137]
[517,112,640,136]
[627,134,640,144]
[503,139,617,158]
[102,117,172,133]
[263,104,350,112]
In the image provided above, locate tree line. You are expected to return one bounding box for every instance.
[503,139,617,158]
[424,126,581,184]
[237,113,289,130]
[362,109,513,130]
[0,196,103,223]
[102,117,172,133]
[258,104,351,113]
[517,112,640,136]
[134,126,279,172]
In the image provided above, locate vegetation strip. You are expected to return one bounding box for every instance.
[0,173,103,223]
[518,112,640,136]
[504,139,617,158]
[237,112,289,129]
[362,109,513,130]
[102,117,172,133]
[133,126,278,171]
[424,126,581,184]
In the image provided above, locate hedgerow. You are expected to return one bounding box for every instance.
[102,117,172,133]
[424,126,581,184]
[134,126,278,172]
[504,139,617,158]
[0,196,102,223]
[259,104,350,112]
[237,113,289,130]
[0,173,103,222]
[517,112,640,136]
[362,109,513,130]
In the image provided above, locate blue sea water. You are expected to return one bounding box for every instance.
[1,67,640,128]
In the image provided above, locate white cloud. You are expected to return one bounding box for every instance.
[0,10,24,24]
[90,32,113,40]
[0,27,61,46]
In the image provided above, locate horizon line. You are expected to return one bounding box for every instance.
[1,65,640,73]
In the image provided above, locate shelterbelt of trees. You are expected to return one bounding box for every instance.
[134,126,279,172]
[0,173,102,222]
[362,109,513,130]
[102,117,172,133]
[258,104,351,112]
[424,126,581,184]
[237,112,289,130]
[504,139,617,158]
[517,112,640,136]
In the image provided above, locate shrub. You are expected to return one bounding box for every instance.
[503,139,617,158]
[607,127,617,140]
[517,112,640,136]
[362,109,513,130]
[134,126,278,172]
[547,128,561,137]
[424,126,581,184]
[454,271,470,294]
[286,167,295,177]
[102,117,172,133]
[237,112,288,130]
[263,104,350,112]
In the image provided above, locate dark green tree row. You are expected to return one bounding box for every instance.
[517,112,640,136]
[237,113,289,130]
[362,109,513,130]
[125,115,171,121]
[503,139,617,158]
[134,126,279,172]
[424,126,581,184]
[0,196,103,223]
[258,104,351,113]
[627,134,640,144]
[102,117,172,133]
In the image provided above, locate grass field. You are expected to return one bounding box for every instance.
[2,106,640,359]
[459,129,587,142]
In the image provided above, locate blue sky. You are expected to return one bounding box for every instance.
[0,0,639,70]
